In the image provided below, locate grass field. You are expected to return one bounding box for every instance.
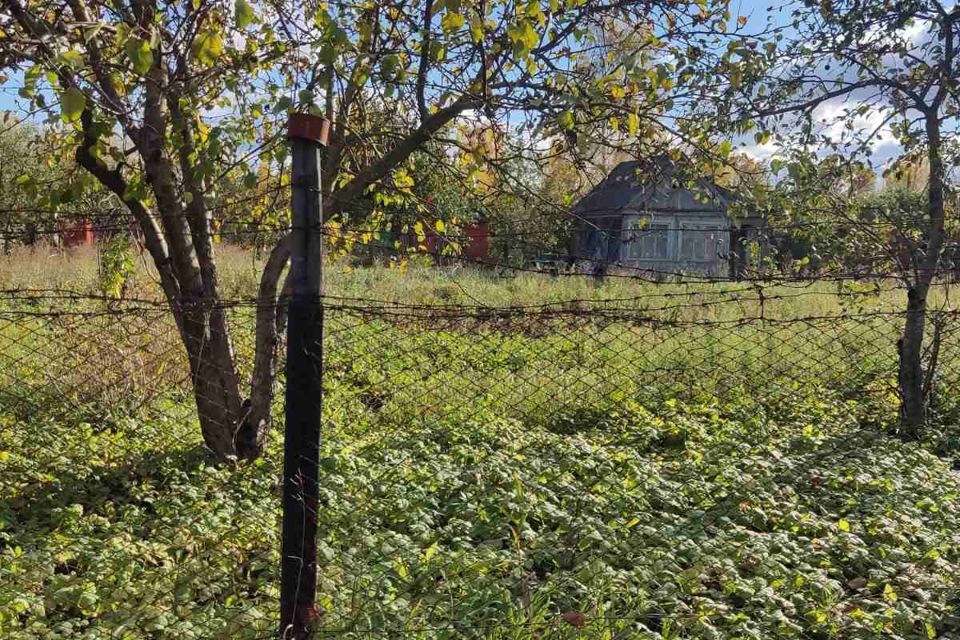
[0,244,928,312]
[2,246,960,639]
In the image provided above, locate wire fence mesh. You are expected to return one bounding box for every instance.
[2,263,960,639]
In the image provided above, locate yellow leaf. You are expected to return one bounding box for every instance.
[422,542,439,563]
[507,21,538,54]
[883,584,897,602]
[434,219,445,233]
[192,29,223,67]
[196,120,211,142]
[442,11,465,31]
[469,16,484,43]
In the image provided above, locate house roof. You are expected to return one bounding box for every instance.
[573,158,732,219]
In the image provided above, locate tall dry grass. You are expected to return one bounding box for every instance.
[5,240,960,322]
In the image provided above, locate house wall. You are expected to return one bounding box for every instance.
[617,211,729,276]
[576,214,623,269]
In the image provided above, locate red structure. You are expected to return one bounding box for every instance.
[61,219,95,247]
[422,222,490,263]
[462,222,490,261]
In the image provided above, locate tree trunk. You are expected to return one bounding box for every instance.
[241,235,293,458]
[170,259,289,463]
[899,284,928,439]
[897,111,947,440]
[177,303,247,458]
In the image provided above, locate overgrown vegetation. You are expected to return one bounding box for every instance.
[1,0,959,635]
[2,255,960,639]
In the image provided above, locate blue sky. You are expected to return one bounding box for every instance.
[0,1,910,176]
[725,0,920,175]
[0,74,25,114]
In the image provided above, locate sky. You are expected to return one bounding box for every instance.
[0,0,927,176]
[733,1,945,177]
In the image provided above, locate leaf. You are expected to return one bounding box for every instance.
[124,37,154,74]
[470,16,484,43]
[422,542,439,563]
[558,110,575,130]
[434,219,446,233]
[837,519,850,532]
[61,87,86,123]
[507,21,538,55]
[192,30,224,67]
[235,0,254,29]
[882,583,898,602]
[59,49,84,69]
[847,576,867,590]
[561,611,585,628]
[627,112,639,136]
[441,11,466,31]
[273,96,293,114]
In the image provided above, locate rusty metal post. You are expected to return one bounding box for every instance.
[279,113,329,640]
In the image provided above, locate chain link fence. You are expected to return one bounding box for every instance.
[2,273,960,639]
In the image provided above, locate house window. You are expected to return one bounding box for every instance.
[680,226,725,262]
[622,216,668,260]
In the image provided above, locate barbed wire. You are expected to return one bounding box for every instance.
[0,280,940,316]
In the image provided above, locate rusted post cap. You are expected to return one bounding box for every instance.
[287,113,330,146]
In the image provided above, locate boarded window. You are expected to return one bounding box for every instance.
[623,216,668,260]
[680,226,723,262]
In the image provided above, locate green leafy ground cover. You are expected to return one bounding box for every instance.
[1,257,960,638]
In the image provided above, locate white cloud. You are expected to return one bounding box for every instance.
[740,137,779,161]
[737,136,781,162]
[900,19,931,46]
[865,17,932,49]
[813,100,896,152]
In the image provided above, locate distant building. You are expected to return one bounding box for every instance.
[60,219,95,247]
[423,222,491,264]
[572,158,764,278]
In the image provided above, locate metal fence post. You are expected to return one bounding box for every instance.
[280,113,329,639]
